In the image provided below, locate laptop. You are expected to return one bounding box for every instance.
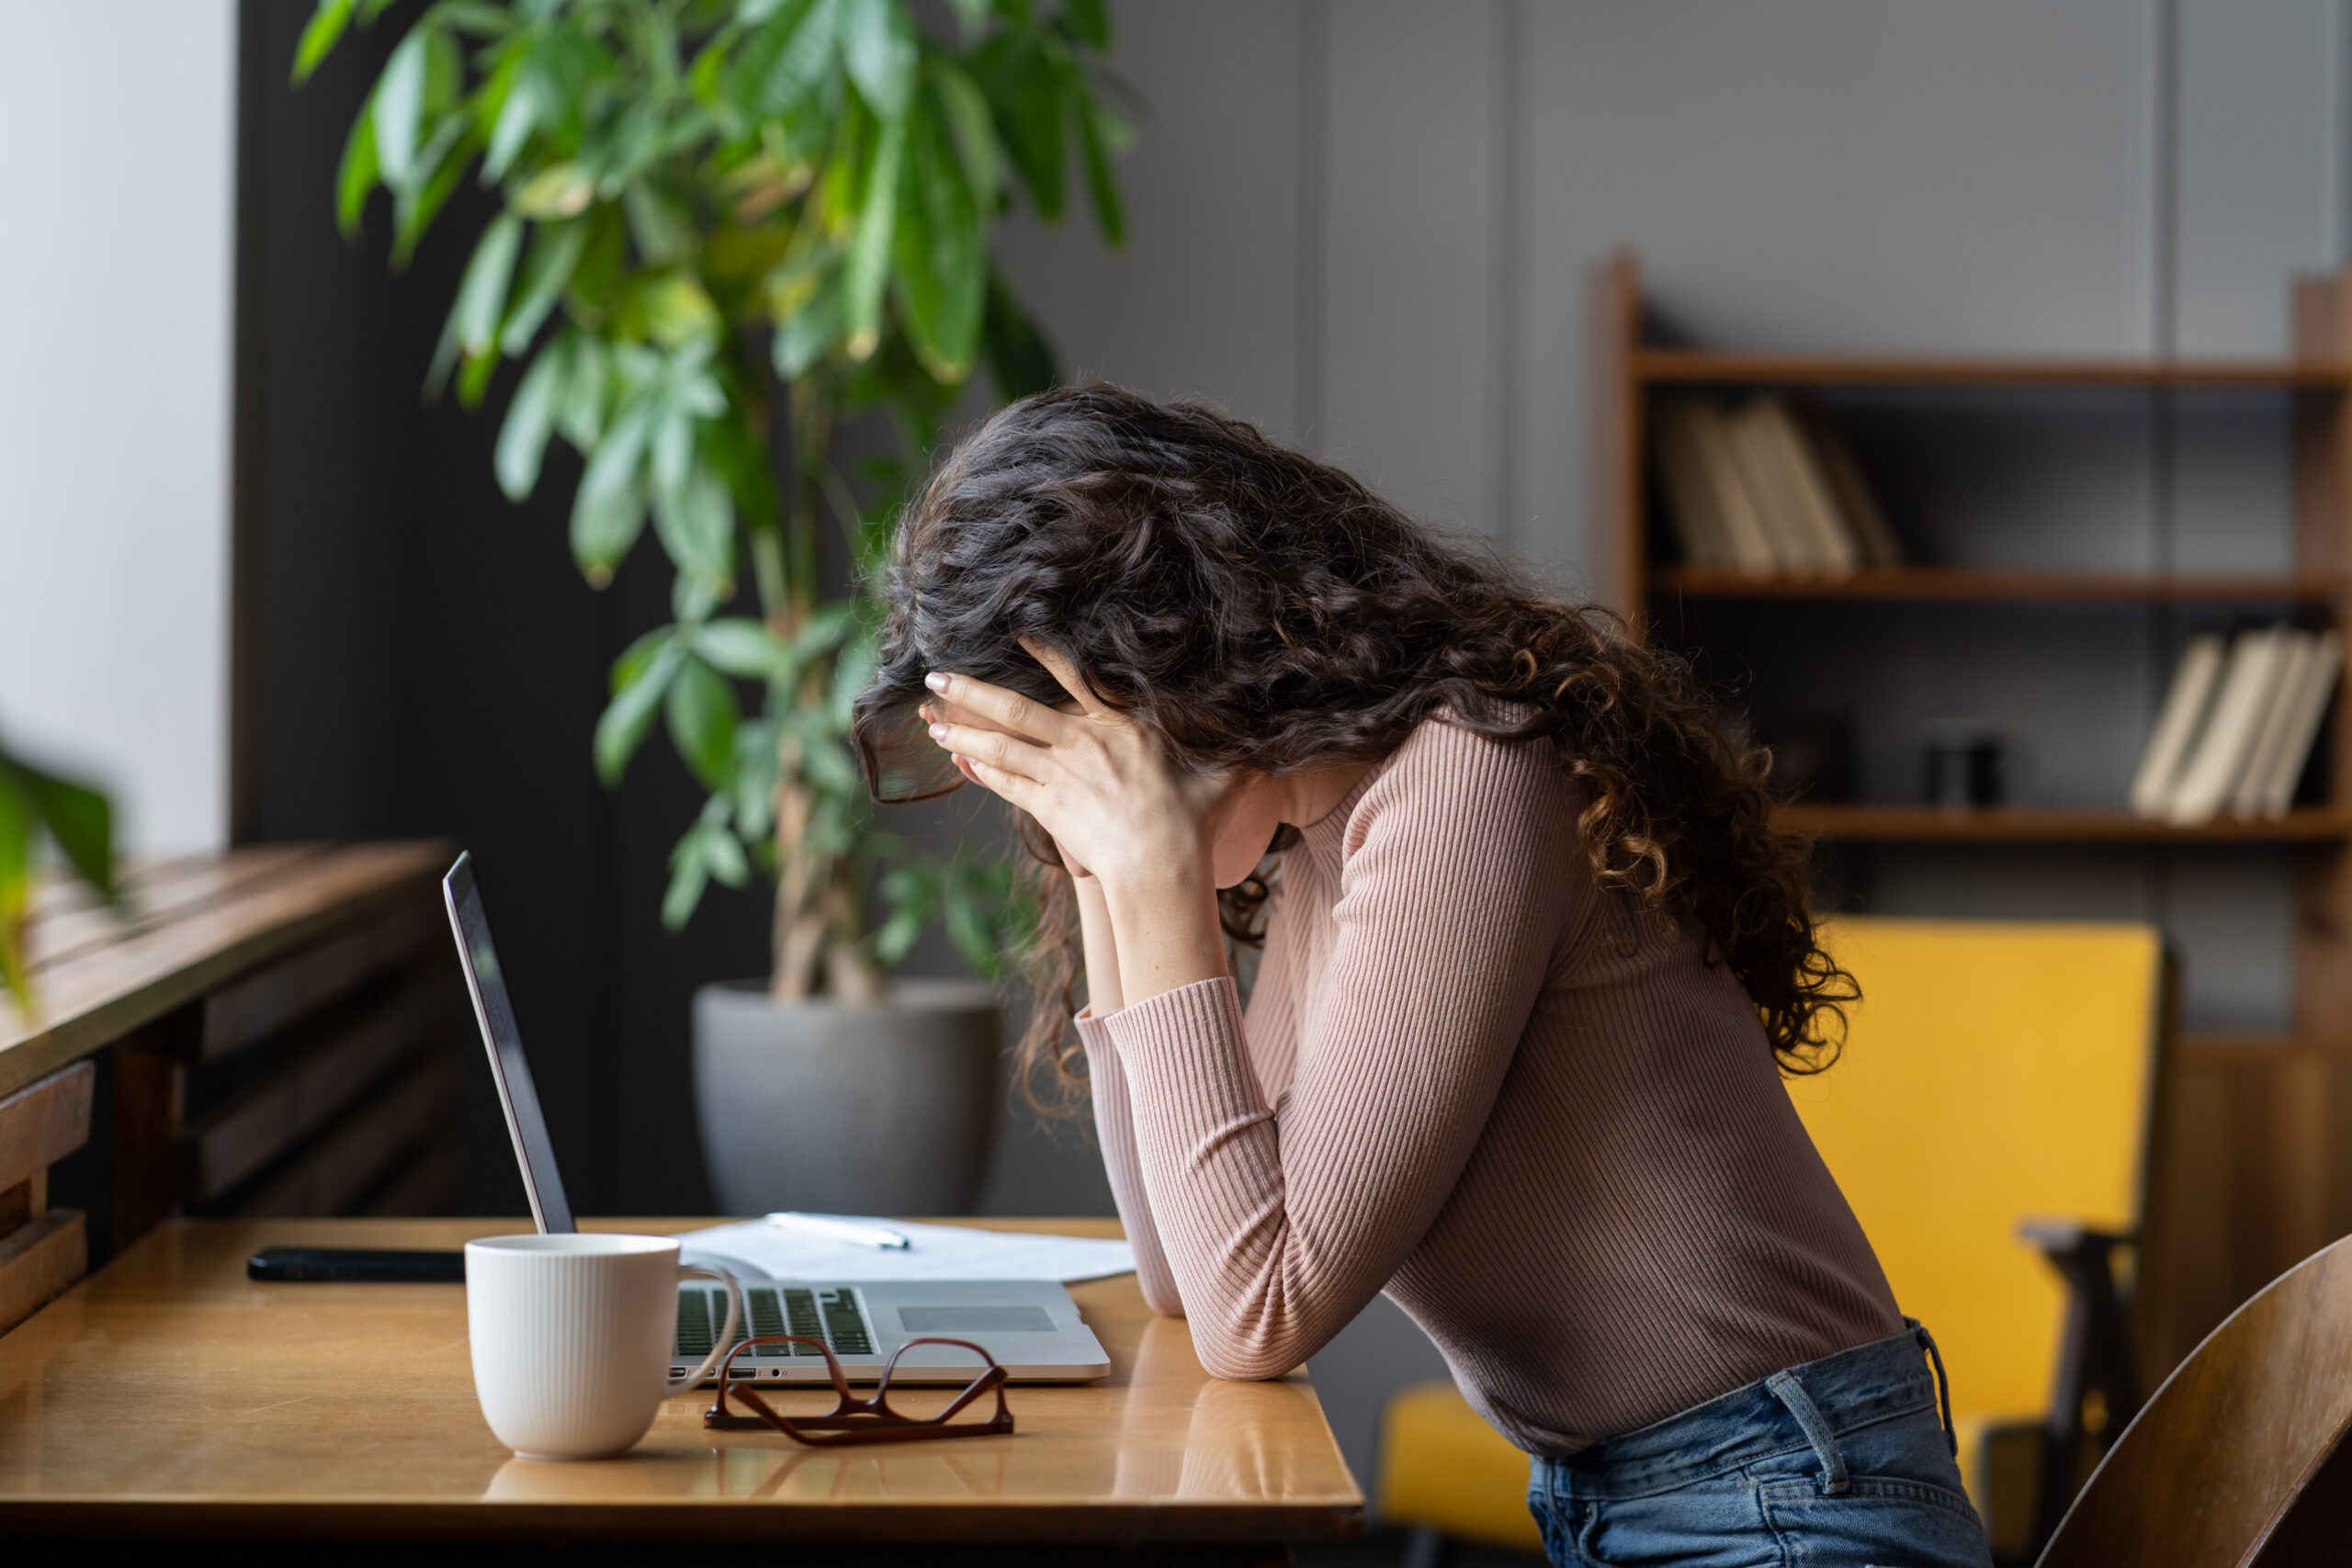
[442,852,1112,1385]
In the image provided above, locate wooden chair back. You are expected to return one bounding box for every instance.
[2039,1230,2352,1566]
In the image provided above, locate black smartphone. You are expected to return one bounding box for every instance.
[246,1246,467,1282]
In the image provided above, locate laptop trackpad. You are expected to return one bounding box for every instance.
[898,1305,1057,1333]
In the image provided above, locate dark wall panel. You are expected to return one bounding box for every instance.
[231,0,1114,1221]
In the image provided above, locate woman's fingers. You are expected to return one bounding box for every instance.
[928,718,1051,782]
[923,670,1070,743]
[1020,637,1113,717]
[919,695,1005,737]
[959,754,1037,811]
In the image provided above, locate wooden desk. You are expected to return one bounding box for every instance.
[0,1217,1364,1560]
[0,844,461,1337]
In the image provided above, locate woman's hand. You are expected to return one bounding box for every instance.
[923,640,1222,892]
[918,690,1094,878]
[924,640,1230,1007]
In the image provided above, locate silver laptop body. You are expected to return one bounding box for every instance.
[443,852,1111,1385]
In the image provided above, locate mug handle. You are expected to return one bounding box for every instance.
[667,1264,746,1396]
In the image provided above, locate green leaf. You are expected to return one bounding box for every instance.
[499,217,586,355]
[650,400,695,497]
[772,264,843,378]
[871,905,923,966]
[702,820,750,886]
[842,109,905,361]
[635,271,722,348]
[1061,0,1109,51]
[611,626,674,694]
[0,773,28,1010]
[293,0,355,85]
[334,99,379,238]
[842,0,918,118]
[931,61,1000,204]
[651,459,735,592]
[944,0,991,36]
[665,655,740,790]
[892,88,984,382]
[513,162,594,220]
[732,716,781,838]
[623,182,695,266]
[453,211,525,355]
[734,0,840,120]
[556,332,610,447]
[12,761,114,900]
[791,600,858,661]
[482,60,538,181]
[662,828,710,931]
[494,339,566,501]
[943,882,996,976]
[456,338,502,407]
[595,637,685,785]
[571,398,653,583]
[974,35,1062,220]
[696,618,790,681]
[390,114,474,267]
[980,266,1057,400]
[1076,94,1125,246]
[373,27,431,187]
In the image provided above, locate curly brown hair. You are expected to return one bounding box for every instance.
[852,385,1853,1111]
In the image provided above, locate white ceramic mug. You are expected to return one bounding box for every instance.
[464,1233,743,1461]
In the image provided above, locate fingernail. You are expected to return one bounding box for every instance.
[924,671,950,693]
[928,724,948,739]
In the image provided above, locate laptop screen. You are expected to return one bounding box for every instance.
[442,852,575,1235]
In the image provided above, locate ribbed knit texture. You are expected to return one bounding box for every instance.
[1079,714,1903,1455]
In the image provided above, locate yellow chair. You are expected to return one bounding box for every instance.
[1378,915,2164,1564]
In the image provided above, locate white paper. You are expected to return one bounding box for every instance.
[674,1217,1136,1284]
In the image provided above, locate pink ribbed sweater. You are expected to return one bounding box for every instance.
[1077,713,1902,1455]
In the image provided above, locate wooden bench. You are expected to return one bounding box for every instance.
[0,840,462,1334]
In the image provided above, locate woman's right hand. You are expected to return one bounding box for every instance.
[922,695,1094,877]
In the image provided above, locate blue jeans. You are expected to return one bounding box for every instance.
[1527,1322,1994,1567]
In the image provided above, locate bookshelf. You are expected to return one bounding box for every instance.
[1595,250,2352,1371]
[1597,249,2352,872]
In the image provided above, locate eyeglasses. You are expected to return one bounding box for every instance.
[702,1335,1014,1446]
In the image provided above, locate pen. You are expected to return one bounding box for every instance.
[763,1212,913,1250]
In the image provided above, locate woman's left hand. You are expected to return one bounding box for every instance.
[923,639,1226,896]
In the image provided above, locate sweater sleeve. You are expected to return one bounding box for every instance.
[1100,724,1575,1379]
[1077,1009,1187,1315]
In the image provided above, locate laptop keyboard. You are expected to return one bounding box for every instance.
[673,1285,873,1376]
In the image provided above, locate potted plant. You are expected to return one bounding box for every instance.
[300,0,1128,1212]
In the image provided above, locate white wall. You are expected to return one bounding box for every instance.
[0,0,236,856]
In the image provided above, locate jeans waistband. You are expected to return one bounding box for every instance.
[1543,1322,1947,1499]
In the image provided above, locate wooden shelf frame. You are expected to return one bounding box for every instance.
[1654,567,2349,604]
[1634,349,2352,389]
[1774,804,2352,844]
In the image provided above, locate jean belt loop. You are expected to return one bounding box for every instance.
[1905,1315,1960,1460]
[1765,1370,1850,1495]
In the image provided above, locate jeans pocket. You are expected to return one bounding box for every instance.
[1759,1474,1993,1568]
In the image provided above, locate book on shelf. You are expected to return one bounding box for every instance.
[1651,394,1896,575]
[2127,633,2225,817]
[2130,625,2342,823]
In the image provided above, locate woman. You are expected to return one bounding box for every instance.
[853,386,1992,1567]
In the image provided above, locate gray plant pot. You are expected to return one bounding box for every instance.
[692,978,1001,1217]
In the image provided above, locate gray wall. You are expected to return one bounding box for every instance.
[996,0,2352,1506]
